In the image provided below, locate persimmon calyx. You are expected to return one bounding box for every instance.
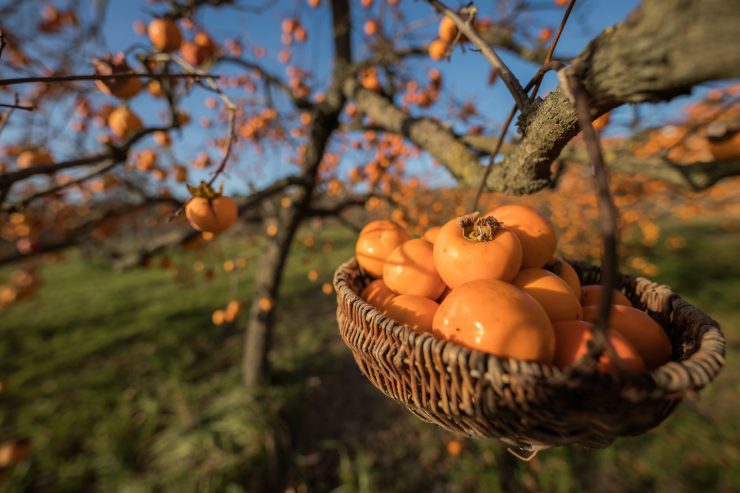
[456,212,504,242]
[187,180,223,200]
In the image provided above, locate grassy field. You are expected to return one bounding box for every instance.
[1,219,738,492]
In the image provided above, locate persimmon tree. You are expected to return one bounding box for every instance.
[0,0,739,390]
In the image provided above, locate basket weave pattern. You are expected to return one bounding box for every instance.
[334,258,725,449]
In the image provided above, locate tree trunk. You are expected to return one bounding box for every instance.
[241,0,352,390]
[242,208,302,389]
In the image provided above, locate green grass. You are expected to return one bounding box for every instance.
[1,219,738,492]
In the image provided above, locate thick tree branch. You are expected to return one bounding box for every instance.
[444,0,740,194]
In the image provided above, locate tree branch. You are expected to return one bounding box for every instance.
[429,0,528,110]
[441,0,740,195]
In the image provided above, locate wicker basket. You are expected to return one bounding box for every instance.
[334,257,725,454]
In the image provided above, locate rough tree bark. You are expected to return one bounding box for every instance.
[241,0,352,389]
[350,0,740,195]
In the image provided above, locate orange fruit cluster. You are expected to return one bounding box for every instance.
[355,205,673,372]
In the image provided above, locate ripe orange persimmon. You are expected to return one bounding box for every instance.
[422,226,441,243]
[364,19,378,36]
[433,279,555,363]
[108,106,142,138]
[433,213,522,288]
[438,16,458,43]
[513,268,583,322]
[552,320,645,373]
[385,294,438,334]
[361,279,396,311]
[582,305,672,370]
[383,239,445,299]
[147,18,182,52]
[545,256,581,299]
[355,220,411,278]
[180,41,208,66]
[16,148,53,169]
[487,204,557,269]
[580,284,632,308]
[428,39,448,61]
[360,67,381,91]
[708,132,740,160]
[185,196,238,233]
[94,54,142,99]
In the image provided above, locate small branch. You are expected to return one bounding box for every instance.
[3,159,118,213]
[0,71,219,87]
[528,0,576,99]
[0,101,34,111]
[148,53,239,194]
[429,0,528,111]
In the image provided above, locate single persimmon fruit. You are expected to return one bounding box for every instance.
[707,131,740,161]
[422,226,441,243]
[580,284,632,308]
[433,279,555,363]
[433,212,522,288]
[94,54,142,99]
[383,239,445,299]
[108,106,142,138]
[355,220,411,278]
[486,204,557,269]
[552,320,645,373]
[361,279,396,311]
[544,255,581,300]
[16,148,53,169]
[582,304,672,370]
[185,188,238,233]
[428,39,448,61]
[147,18,182,52]
[438,16,458,43]
[385,294,438,334]
[364,19,378,36]
[513,268,583,322]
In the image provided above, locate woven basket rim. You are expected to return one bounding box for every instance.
[334,256,726,397]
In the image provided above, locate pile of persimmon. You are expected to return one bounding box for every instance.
[355,205,673,374]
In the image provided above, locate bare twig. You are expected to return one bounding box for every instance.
[0,101,34,111]
[429,0,528,111]
[149,53,238,195]
[0,72,219,87]
[528,0,576,99]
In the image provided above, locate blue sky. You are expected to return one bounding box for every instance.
[9,1,723,195]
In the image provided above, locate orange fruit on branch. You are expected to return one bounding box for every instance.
[108,106,142,138]
[147,17,182,52]
[438,16,458,43]
[185,182,238,234]
[428,39,448,61]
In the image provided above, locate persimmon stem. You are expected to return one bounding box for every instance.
[457,212,503,241]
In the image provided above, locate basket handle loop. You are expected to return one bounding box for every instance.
[564,69,620,369]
